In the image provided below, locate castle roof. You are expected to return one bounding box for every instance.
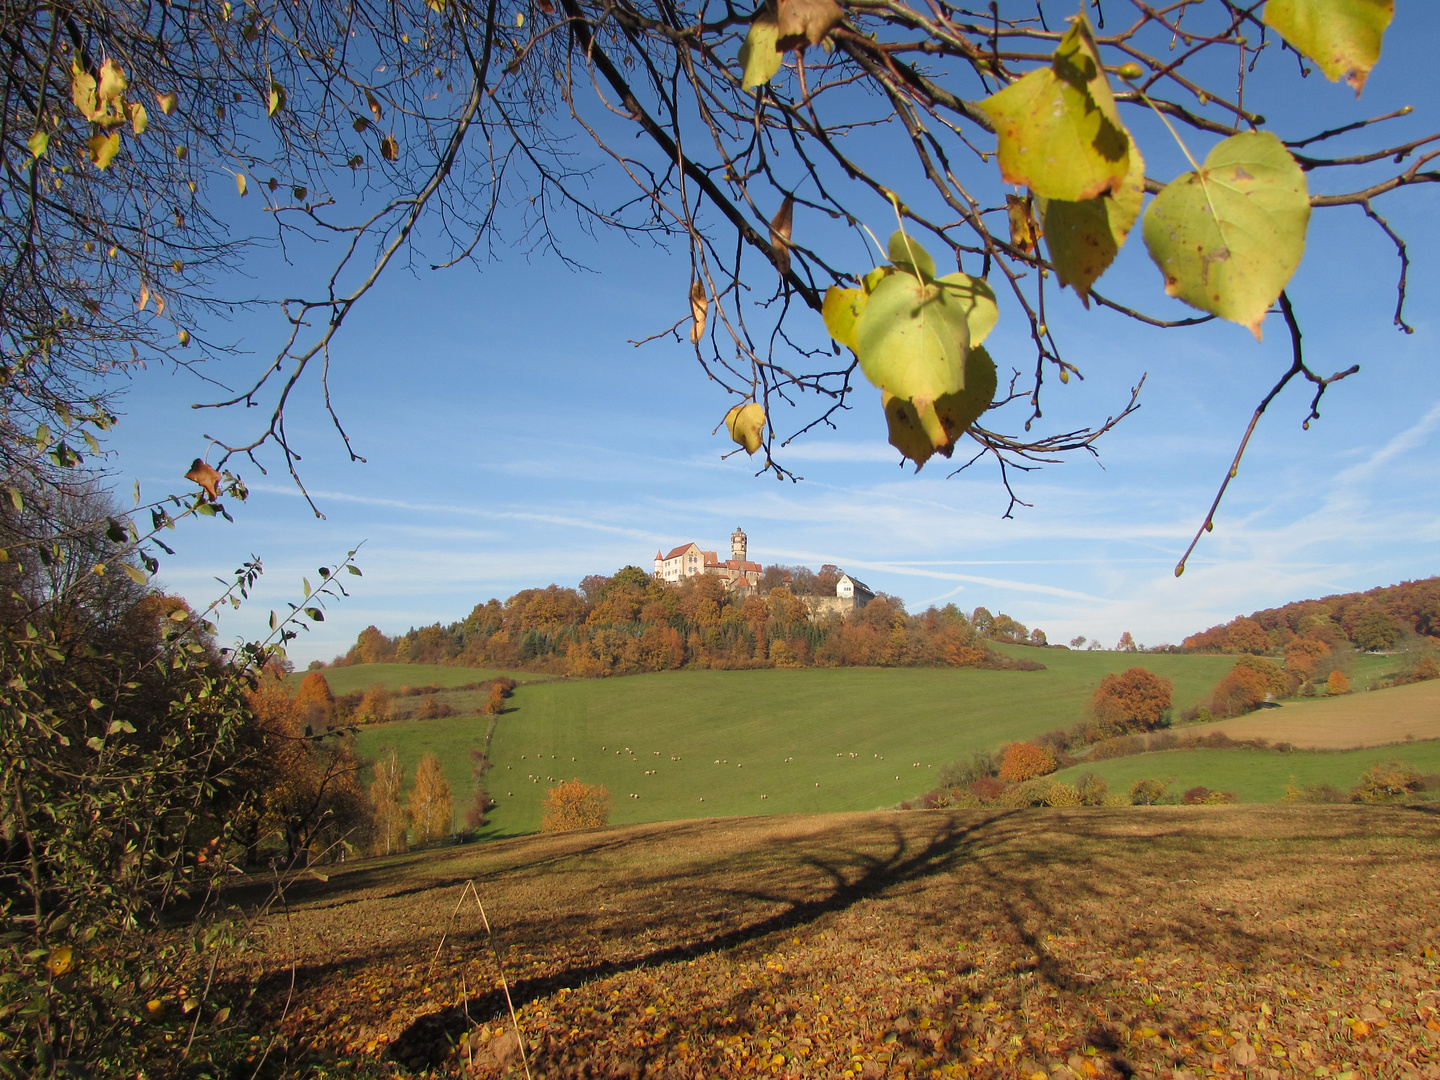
[659,542,700,561]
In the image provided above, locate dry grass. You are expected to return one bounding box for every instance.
[225,806,1440,1079]
[1186,678,1440,749]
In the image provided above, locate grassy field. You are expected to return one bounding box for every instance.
[229,805,1440,1078]
[1184,676,1440,747]
[351,652,1239,838]
[342,651,1434,836]
[1052,740,1440,803]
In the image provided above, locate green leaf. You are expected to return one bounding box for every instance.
[1035,142,1146,304]
[27,131,49,158]
[303,577,312,596]
[882,346,998,469]
[854,269,970,403]
[739,13,784,89]
[1142,131,1309,339]
[723,402,766,455]
[935,272,998,348]
[86,736,105,752]
[347,565,362,576]
[1264,0,1393,95]
[977,13,1130,202]
[268,79,286,116]
[886,230,936,280]
[7,488,21,513]
[121,563,147,585]
[304,607,324,622]
[821,286,864,351]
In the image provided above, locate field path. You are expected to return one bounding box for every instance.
[1183,677,1440,748]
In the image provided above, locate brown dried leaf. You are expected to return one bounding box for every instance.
[1006,193,1038,255]
[769,195,795,277]
[688,281,708,344]
[185,459,221,500]
[776,0,843,49]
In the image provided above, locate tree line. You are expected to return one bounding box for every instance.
[322,564,1053,677]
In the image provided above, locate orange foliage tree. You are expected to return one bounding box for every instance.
[1090,667,1173,734]
[1209,664,1270,718]
[292,671,335,728]
[1326,670,1351,696]
[539,780,612,833]
[998,742,1057,783]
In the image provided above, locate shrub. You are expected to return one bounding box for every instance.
[1182,786,1237,805]
[1326,669,1351,696]
[1130,778,1168,805]
[1413,655,1440,682]
[998,741,1057,782]
[540,779,612,832]
[998,778,1054,808]
[356,683,394,723]
[1089,734,1146,761]
[1075,772,1111,805]
[938,750,998,788]
[1045,783,1082,807]
[416,695,456,719]
[1090,667,1174,733]
[1350,761,1423,804]
[969,776,1007,803]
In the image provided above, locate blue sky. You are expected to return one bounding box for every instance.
[104,5,1439,664]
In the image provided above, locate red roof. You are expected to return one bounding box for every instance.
[660,543,699,561]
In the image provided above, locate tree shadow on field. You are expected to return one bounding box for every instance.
[388,811,1021,1067]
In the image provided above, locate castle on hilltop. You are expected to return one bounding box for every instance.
[655,526,762,589]
[653,526,873,613]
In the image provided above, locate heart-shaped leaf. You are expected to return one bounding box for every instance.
[1036,141,1146,304]
[977,13,1130,202]
[821,285,864,351]
[882,346,998,469]
[88,131,121,170]
[935,272,998,347]
[855,269,969,403]
[1264,0,1393,95]
[886,229,936,280]
[1142,131,1309,339]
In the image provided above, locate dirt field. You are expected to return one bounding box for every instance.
[223,805,1440,1079]
[1184,678,1440,749]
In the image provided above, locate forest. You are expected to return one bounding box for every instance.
[326,563,1051,676]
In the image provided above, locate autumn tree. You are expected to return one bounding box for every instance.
[407,753,453,846]
[1115,632,1138,653]
[293,671,335,729]
[998,742,1057,783]
[1091,668,1174,735]
[540,780,612,833]
[356,683,394,724]
[1210,664,1271,719]
[370,748,408,855]
[1326,670,1352,696]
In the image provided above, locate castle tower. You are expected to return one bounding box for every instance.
[731,526,747,563]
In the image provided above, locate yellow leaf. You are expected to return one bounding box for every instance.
[366,89,383,120]
[689,280,708,344]
[144,998,166,1021]
[138,281,150,312]
[157,91,178,115]
[177,329,191,347]
[1036,142,1146,304]
[1005,193,1038,255]
[977,14,1130,202]
[71,60,99,120]
[88,131,121,170]
[47,946,74,977]
[122,563,148,586]
[739,13,784,89]
[268,80,286,117]
[724,402,766,455]
[130,101,148,135]
[821,286,864,352]
[235,172,248,196]
[27,131,49,158]
[1264,0,1393,95]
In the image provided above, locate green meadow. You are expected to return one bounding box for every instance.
[342,648,1432,837]
[291,662,534,695]
[350,650,1238,837]
[1051,741,1440,803]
